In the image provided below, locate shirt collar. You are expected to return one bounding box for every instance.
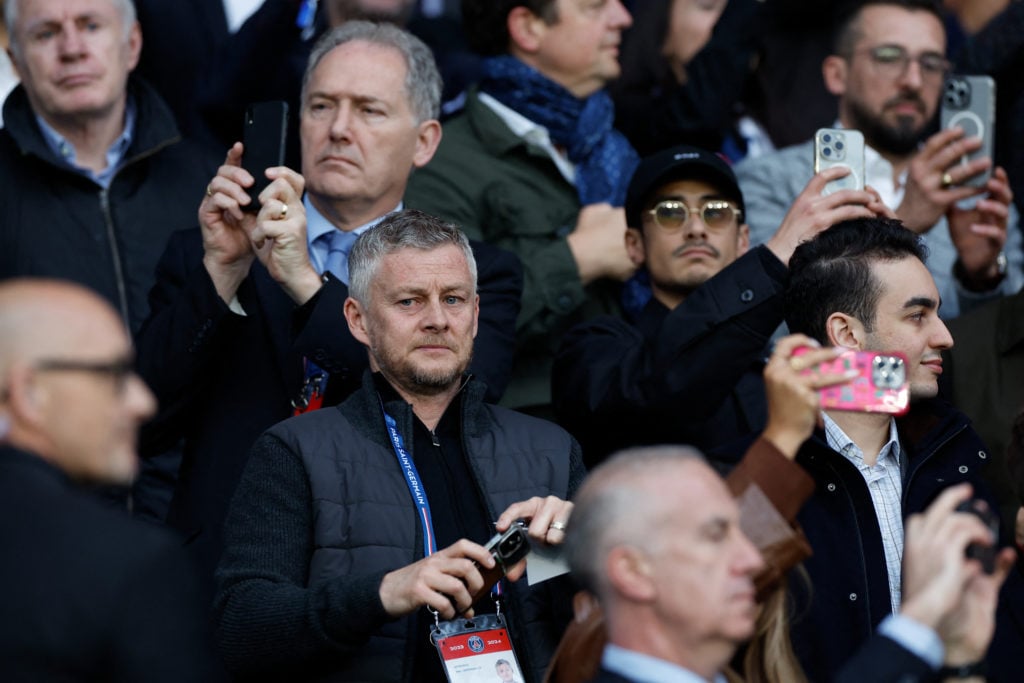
[35,96,137,188]
[822,412,902,468]
[476,91,576,184]
[602,644,726,683]
[303,196,400,265]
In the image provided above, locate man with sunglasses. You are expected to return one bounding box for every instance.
[553,145,889,465]
[0,279,217,680]
[736,0,1022,320]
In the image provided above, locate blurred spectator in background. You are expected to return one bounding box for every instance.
[0,280,217,682]
[0,1,19,126]
[0,0,214,333]
[611,0,760,157]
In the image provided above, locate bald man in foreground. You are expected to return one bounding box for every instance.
[0,280,218,681]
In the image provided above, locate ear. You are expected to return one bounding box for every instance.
[624,227,647,267]
[125,22,143,72]
[344,297,371,348]
[507,5,547,55]
[605,546,657,602]
[412,119,442,169]
[6,47,20,80]
[4,363,45,428]
[825,312,867,350]
[736,223,751,256]
[822,55,848,97]
[471,293,480,340]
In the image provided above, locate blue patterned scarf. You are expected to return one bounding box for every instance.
[479,56,639,207]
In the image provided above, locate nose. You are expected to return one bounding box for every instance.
[57,23,87,59]
[735,532,765,576]
[683,207,707,240]
[329,103,353,141]
[420,297,450,332]
[125,373,157,423]
[898,57,924,90]
[609,0,632,29]
[932,317,954,351]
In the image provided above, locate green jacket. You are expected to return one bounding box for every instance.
[406,90,622,409]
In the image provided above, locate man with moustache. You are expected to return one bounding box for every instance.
[553,145,890,464]
[735,0,1022,319]
[213,211,581,682]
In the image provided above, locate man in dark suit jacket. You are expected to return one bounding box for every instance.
[134,21,522,580]
[0,280,216,681]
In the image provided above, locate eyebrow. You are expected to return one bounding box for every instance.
[653,192,730,204]
[903,296,939,310]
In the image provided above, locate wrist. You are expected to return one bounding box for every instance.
[954,252,1006,292]
[282,266,324,305]
[937,660,987,679]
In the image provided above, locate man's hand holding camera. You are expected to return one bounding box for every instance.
[378,495,572,620]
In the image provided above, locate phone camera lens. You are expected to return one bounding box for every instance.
[822,134,832,143]
[835,142,844,151]
[500,535,522,556]
[822,147,832,157]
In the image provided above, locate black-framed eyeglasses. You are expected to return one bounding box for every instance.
[857,45,950,82]
[644,199,742,233]
[34,357,136,393]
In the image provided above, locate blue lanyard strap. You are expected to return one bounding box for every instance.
[380,400,438,557]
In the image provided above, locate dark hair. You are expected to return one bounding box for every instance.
[461,0,559,56]
[832,0,944,57]
[785,218,927,344]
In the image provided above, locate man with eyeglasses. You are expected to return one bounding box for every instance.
[0,279,217,681]
[553,145,890,465]
[735,0,1022,320]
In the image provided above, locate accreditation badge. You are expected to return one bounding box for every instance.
[432,612,525,683]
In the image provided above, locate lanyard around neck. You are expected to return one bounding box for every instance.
[380,398,438,557]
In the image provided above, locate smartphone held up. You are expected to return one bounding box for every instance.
[814,128,865,196]
[795,347,910,415]
[241,101,289,212]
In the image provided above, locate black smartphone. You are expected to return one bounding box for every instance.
[241,101,289,212]
[468,524,531,605]
[955,498,999,574]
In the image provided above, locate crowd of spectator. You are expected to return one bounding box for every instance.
[2,0,1024,681]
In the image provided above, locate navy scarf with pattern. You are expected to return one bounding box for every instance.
[479,55,639,207]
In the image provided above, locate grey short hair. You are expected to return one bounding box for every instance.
[348,209,477,305]
[564,445,707,597]
[6,0,137,58]
[300,20,441,124]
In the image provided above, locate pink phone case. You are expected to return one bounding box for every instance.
[796,348,910,415]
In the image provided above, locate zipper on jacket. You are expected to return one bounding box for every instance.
[99,187,131,328]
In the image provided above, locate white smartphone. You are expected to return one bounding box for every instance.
[813,128,865,196]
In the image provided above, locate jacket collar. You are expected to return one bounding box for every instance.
[2,76,182,170]
[463,87,555,162]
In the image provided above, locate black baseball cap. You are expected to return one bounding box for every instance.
[625,145,745,227]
